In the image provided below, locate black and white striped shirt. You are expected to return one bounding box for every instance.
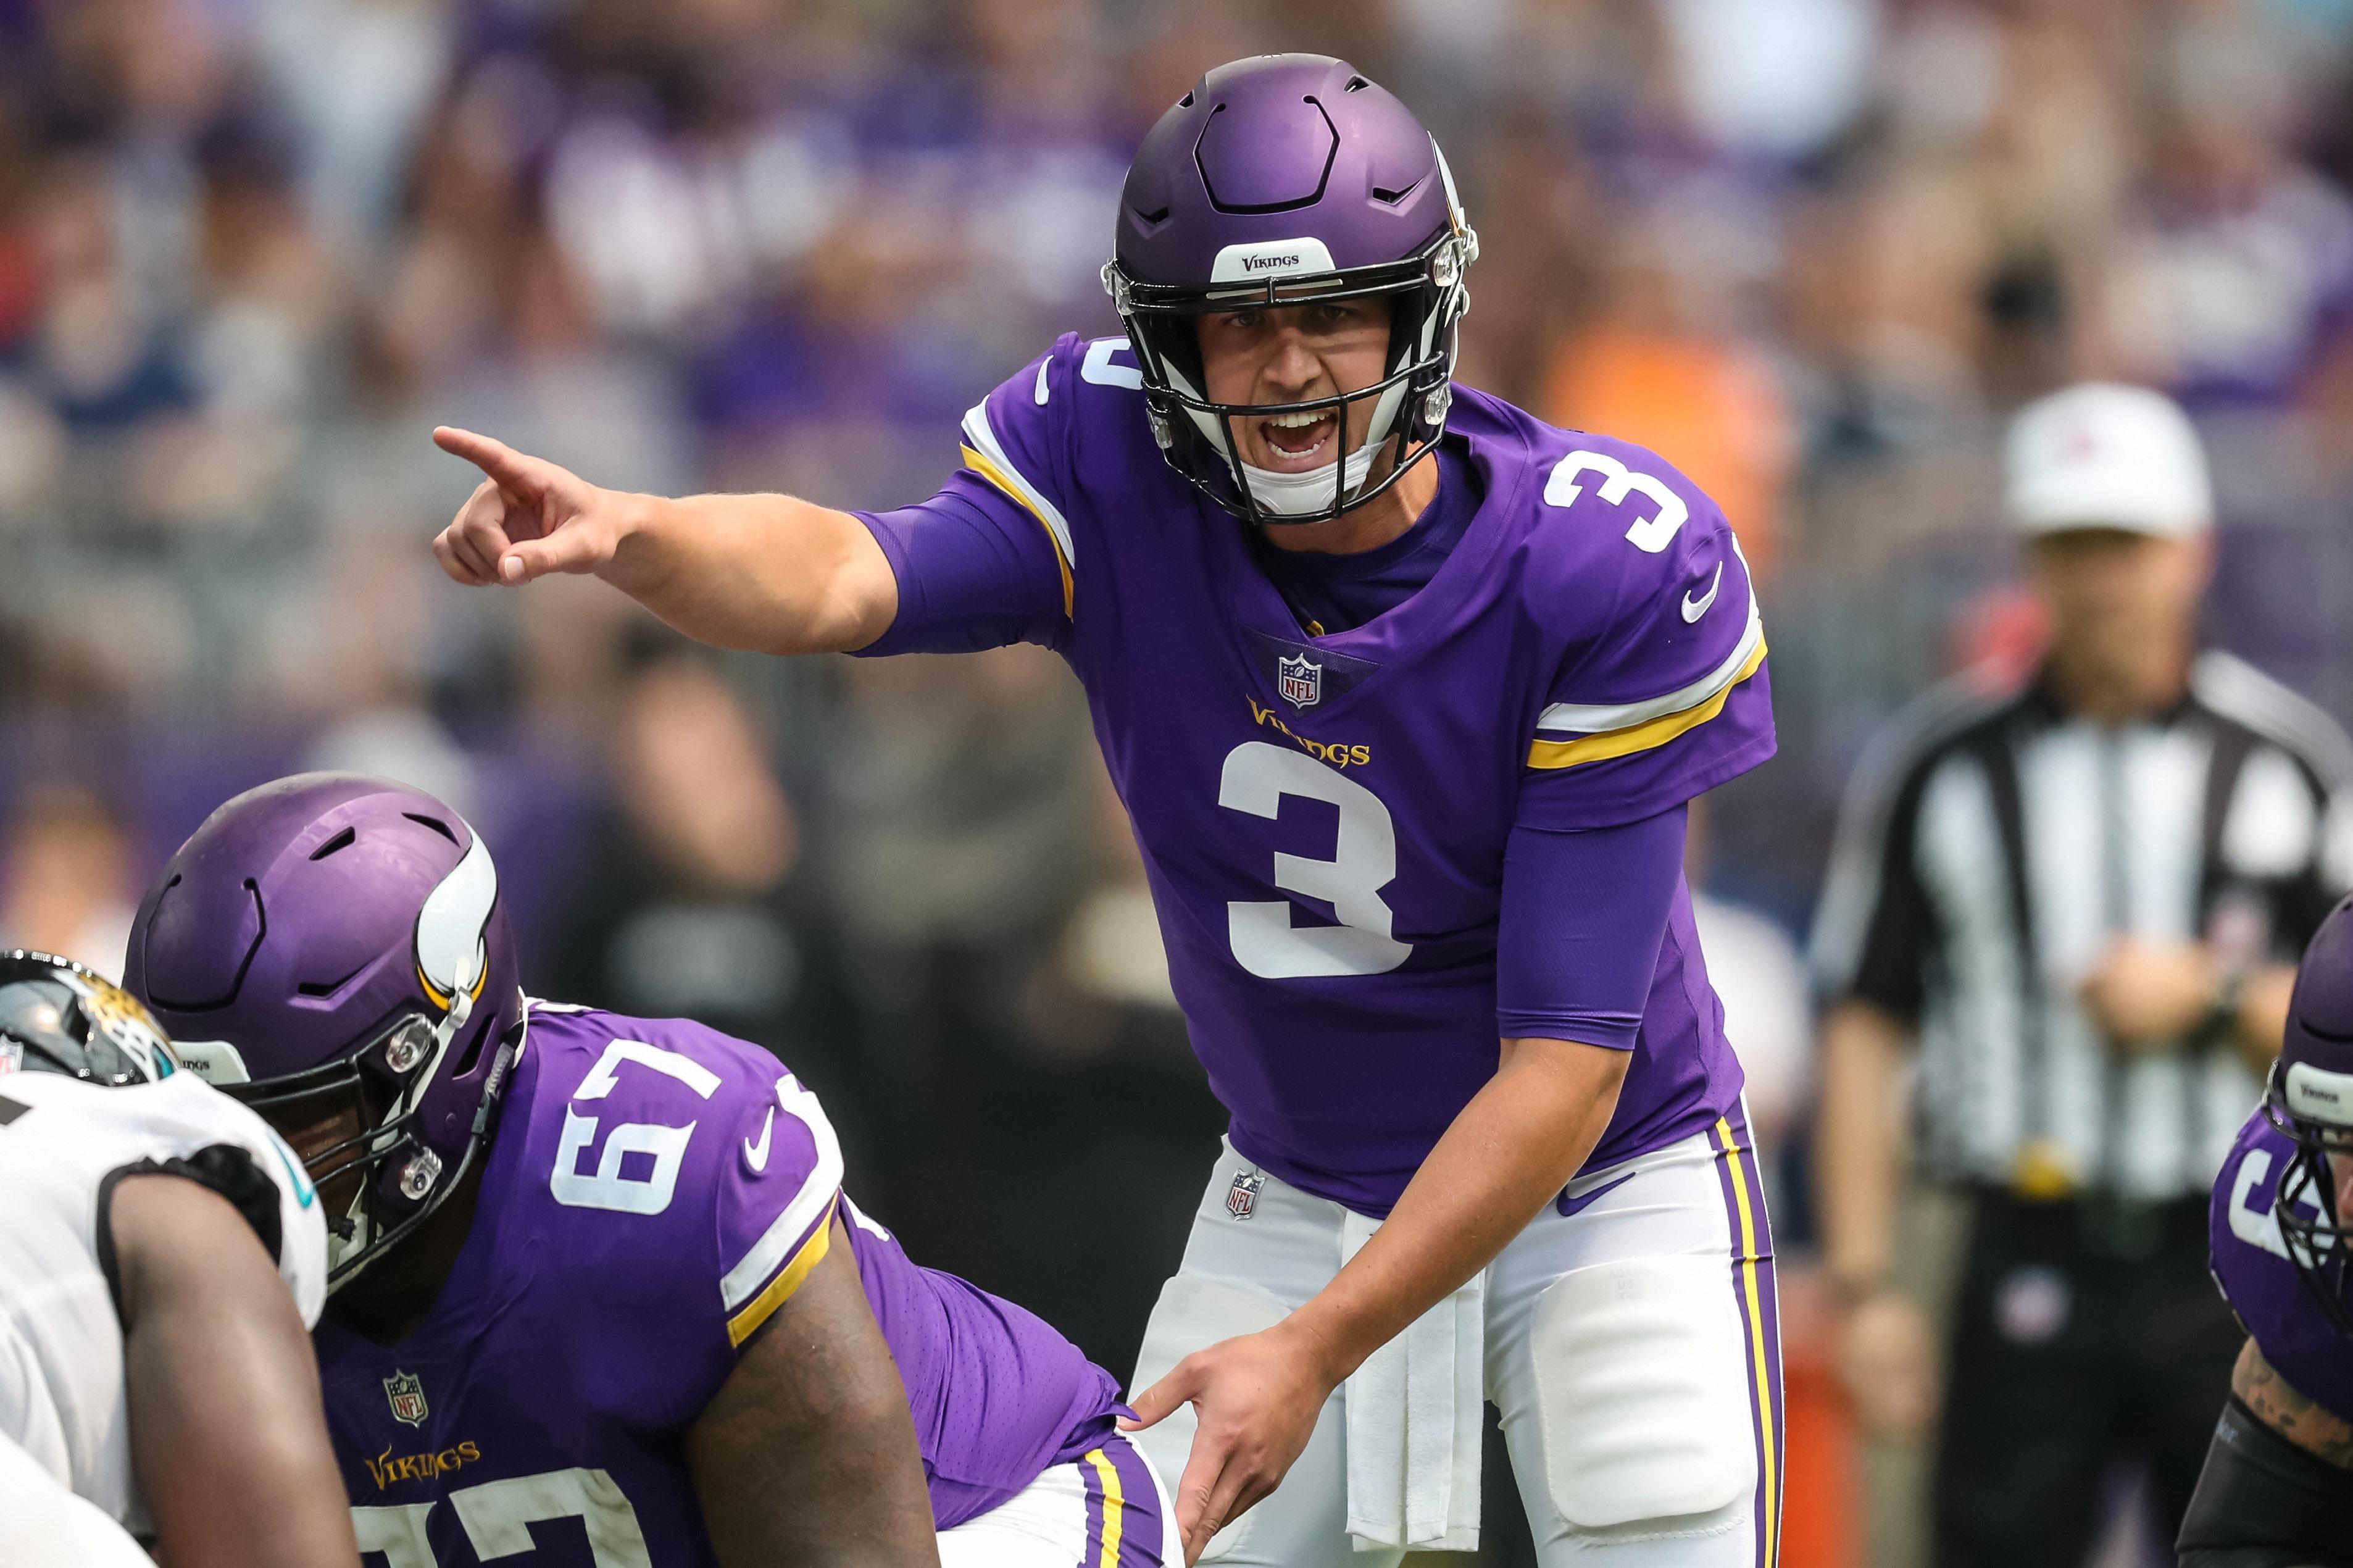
[1810,652,2353,1199]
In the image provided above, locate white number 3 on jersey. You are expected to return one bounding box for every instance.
[1218,741,1411,979]
[1544,449,1689,554]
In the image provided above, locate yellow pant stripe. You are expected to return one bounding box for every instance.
[1715,1117,1779,1568]
[1083,1447,1125,1568]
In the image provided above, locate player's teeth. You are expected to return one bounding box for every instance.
[1268,412,1327,428]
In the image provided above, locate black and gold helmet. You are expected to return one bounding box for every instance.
[0,949,181,1085]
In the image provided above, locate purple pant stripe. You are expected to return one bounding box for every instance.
[1101,1434,1168,1567]
[1076,1446,1107,1568]
[1711,1103,1785,1568]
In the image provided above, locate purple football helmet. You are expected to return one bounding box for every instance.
[123,773,525,1290]
[1104,54,1477,527]
[2265,893,2353,1338]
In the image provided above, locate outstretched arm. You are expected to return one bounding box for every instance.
[112,1173,360,1568]
[430,427,899,656]
[688,1216,941,1567]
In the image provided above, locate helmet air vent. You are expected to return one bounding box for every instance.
[1372,176,1424,206]
[309,827,357,861]
[1178,91,1194,108]
[1344,76,1369,91]
[295,961,369,999]
[403,812,458,843]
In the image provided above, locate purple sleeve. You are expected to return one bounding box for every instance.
[853,469,1069,656]
[1495,804,1687,1048]
[1516,444,1774,831]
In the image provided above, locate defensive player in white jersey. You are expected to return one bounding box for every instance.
[0,951,359,1568]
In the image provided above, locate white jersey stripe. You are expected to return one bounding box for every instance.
[717,1075,843,1312]
[1535,588,1764,736]
[960,402,1077,569]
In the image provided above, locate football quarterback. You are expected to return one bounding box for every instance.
[0,950,356,1568]
[125,772,1170,1568]
[428,54,1779,1567]
[2183,896,2353,1566]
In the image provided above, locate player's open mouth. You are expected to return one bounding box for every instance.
[1259,409,1338,466]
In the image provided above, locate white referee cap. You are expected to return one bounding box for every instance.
[2003,382,2213,539]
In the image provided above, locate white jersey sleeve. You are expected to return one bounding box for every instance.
[0,1070,328,1531]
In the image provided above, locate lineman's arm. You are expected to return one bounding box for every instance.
[687,1216,941,1568]
[430,427,898,656]
[2233,1338,2353,1467]
[110,1173,361,1568]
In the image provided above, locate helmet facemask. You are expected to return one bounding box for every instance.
[1108,220,1476,529]
[2263,1057,2353,1341]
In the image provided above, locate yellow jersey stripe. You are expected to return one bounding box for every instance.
[724,1198,836,1349]
[1084,1447,1125,1568]
[1526,638,1768,770]
[960,443,1075,617]
[1715,1117,1780,1568]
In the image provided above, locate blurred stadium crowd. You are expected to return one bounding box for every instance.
[10,0,2353,1561]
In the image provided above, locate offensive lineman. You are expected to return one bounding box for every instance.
[2182,896,2353,1565]
[0,950,359,1568]
[124,771,1172,1567]
[428,56,1781,1567]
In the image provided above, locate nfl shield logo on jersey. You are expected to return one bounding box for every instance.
[384,1370,428,1427]
[1226,1170,1264,1220]
[1278,654,1322,710]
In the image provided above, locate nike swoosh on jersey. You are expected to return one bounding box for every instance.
[1680,561,1724,623]
[743,1106,776,1173]
[1555,1170,1639,1217]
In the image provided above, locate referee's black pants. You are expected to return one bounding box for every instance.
[1933,1189,2244,1568]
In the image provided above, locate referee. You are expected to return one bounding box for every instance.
[1809,382,2353,1566]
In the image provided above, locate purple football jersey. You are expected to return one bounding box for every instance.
[319,1001,1122,1565]
[868,335,1774,1214]
[2210,1108,2353,1422]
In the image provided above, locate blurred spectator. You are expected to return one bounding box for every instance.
[0,784,136,978]
[544,635,841,1064]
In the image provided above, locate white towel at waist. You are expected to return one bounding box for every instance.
[1338,1209,1485,1553]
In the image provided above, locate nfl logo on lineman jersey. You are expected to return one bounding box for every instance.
[1277,654,1322,710]
[1226,1170,1264,1220]
[384,1370,429,1427]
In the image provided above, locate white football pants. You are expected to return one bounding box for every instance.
[1128,1112,1783,1568]
[939,1431,1176,1566]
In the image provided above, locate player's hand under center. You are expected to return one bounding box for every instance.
[1121,1317,1341,1565]
[430,426,632,587]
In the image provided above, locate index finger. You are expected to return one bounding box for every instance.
[433,426,541,495]
[1118,1364,1196,1432]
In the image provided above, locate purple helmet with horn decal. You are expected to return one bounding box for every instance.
[123,773,525,1290]
[2264,893,2353,1337]
[1104,54,1477,527]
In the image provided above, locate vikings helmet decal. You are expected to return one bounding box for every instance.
[125,773,525,1289]
[1103,54,1477,527]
